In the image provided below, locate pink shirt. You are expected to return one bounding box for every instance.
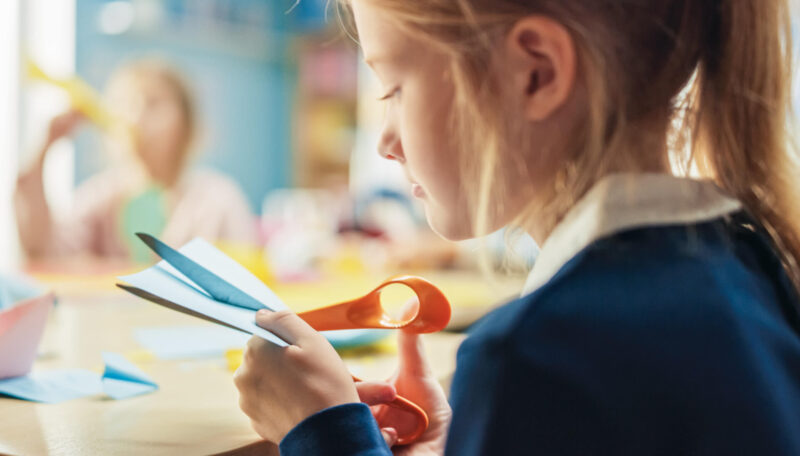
[51,168,257,258]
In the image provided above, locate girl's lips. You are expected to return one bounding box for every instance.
[411,183,425,198]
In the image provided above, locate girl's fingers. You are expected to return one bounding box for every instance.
[396,298,432,376]
[356,381,397,405]
[255,309,318,346]
[380,427,398,447]
[397,330,433,377]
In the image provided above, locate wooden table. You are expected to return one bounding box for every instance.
[0,291,467,455]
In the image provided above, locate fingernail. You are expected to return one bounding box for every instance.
[381,427,397,446]
[256,309,269,316]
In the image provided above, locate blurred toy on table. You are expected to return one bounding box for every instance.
[261,187,466,281]
[14,58,256,266]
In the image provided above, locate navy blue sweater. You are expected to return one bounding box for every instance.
[280,213,800,455]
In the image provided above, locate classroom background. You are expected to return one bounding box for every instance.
[1,0,419,272]
[3,0,542,274]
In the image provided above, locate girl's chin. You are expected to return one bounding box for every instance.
[424,206,474,242]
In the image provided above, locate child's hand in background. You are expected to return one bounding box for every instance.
[357,329,452,455]
[17,110,83,198]
[14,109,84,257]
[234,310,360,443]
[45,109,83,149]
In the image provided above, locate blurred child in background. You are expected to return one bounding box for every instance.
[15,59,256,263]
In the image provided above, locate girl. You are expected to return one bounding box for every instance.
[235,0,800,454]
[15,59,256,263]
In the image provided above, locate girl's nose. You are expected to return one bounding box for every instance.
[377,120,405,163]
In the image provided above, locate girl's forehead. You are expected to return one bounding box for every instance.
[351,1,409,63]
[353,1,405,52]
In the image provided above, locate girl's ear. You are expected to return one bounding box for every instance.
[503,16,576,122]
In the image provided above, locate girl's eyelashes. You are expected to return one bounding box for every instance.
[378,86,401,101]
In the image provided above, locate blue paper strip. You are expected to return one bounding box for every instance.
[102,352,157,386]
[102,377,157,400]
[0,369,101,403]
[0,352,159,403]
[101,351,158,400]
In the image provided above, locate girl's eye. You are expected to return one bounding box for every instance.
[377,86,401,101]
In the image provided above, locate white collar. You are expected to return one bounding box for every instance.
[521,173,742,295]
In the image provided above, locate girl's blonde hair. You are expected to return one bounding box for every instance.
[339,0,800,288]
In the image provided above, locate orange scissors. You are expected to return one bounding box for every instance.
[120,234,452,445]
[297,275,451,444]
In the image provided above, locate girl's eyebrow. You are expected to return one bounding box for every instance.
[365,54,399,70]
[364,57,382,69]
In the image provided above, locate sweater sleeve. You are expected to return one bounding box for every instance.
[279,403,392,456]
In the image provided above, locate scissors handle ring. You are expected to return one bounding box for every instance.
[352,374,429,445]
[297,275,451,333]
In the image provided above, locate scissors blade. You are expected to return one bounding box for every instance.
[136,232,269,312]
[116,284,251,334]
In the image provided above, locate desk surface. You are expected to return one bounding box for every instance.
[0,291,467,455]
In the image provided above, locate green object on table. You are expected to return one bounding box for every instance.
[120,186,168,263]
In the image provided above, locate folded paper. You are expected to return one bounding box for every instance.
[0,294,54,379]
[120,236,389,350]
[0,352,158,403]
[101,351,158,400]
[119,237,289,347]
[0,369,101,403]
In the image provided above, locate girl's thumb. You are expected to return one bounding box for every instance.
[397,329,433,377]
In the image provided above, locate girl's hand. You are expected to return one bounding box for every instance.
[357,329,452,455]
[233,310,360,443]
